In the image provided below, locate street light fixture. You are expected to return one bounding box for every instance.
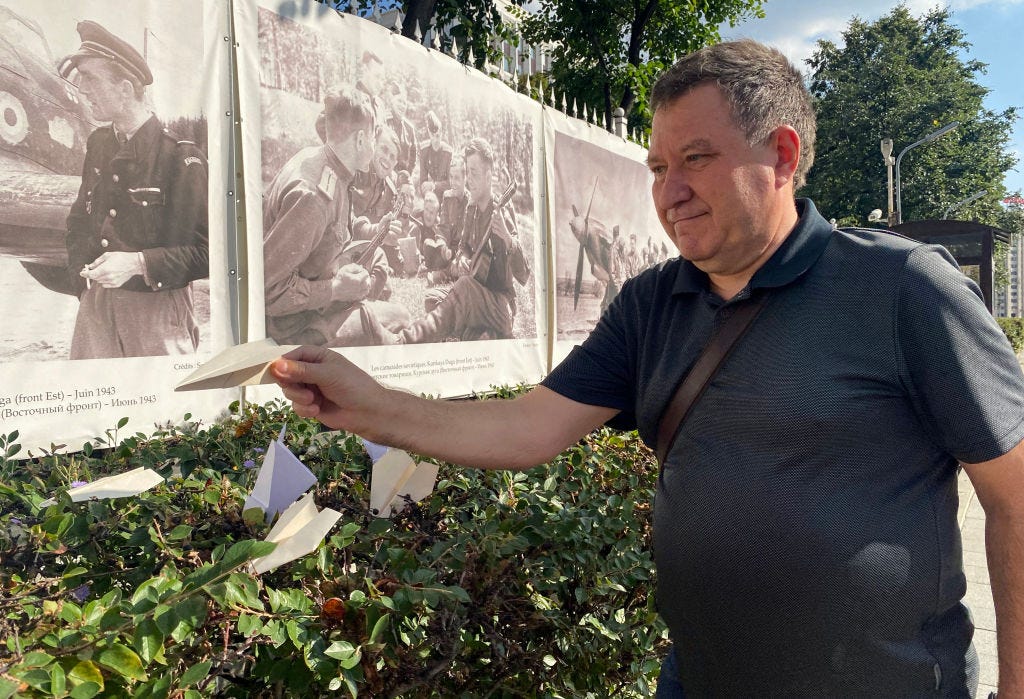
[881,138,895,226]
[943,189,987,219]
[894,121,960,225]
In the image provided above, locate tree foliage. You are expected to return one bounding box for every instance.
[517,0,764,131]
[803,6,1019,227]
[342,0,524,68]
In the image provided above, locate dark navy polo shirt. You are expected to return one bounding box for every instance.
[543,199,1024,696]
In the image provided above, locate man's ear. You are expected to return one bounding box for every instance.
[773,125,801,186]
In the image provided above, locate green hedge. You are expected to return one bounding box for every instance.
[998,317,1024,353]
[0,398,666,698]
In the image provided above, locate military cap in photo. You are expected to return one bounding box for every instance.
[58,20,153,86]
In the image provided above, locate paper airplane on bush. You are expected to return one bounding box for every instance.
[250,493,341,574]
[174,338,300,391]
[40,467,164,507]
[361,438,389,464]
[369,447,439,518]
[243,425,317,523]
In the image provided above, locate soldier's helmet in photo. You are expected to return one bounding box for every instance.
[58,20,152,86]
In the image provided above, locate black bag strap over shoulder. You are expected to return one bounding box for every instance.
[655,292,771,465]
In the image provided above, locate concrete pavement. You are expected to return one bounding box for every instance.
[958,470,999,697]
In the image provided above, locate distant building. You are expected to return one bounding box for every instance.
[996,234,1024,317]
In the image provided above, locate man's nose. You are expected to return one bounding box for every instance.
[655,168,694,210]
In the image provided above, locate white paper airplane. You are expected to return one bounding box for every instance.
[174,338,300,391]
[361,438,389,464]
[250,493,342,574]
[40,467,164,507]
[369,448,439,518]
[243,425,317,523]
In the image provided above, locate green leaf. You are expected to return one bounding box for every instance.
[323,641,362,670]
[236,613,261,637]
[179,661,211,688]
[117,417,129,429]
[153,605,177,636]
[167,525,193,541]
[69,682,101,699]
[182,540,275,590]
[21,651,54,668]
[133,618,164,664]
[68,660,104,691]
[50,664,66,696]
[97,643,147,681]
[368,518,392,535]
[368,613,389,644]
[0,678,19,699]
[170,596,207,643]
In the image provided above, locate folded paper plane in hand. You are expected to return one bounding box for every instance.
[250,493,341,574]
[244,425,317,523]
[370,448,439,518]
[174,338,300,391]
[40,467,164,507]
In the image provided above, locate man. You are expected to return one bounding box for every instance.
[397,137,529,343]
[262,85,408,347]
[438,157,468,252]
[412,192,451,281]
[60,21,208,359]
[624,233,641,278]
[272,40,1024,697]
[418,111,453,197]
[350,126,400,229]
[384,78,418,176]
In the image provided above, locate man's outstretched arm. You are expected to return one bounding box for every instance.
[270,345,618,471]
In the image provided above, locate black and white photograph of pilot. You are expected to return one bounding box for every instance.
[258,8,538,347]
[0,2,209,361]
[551,129,669,341]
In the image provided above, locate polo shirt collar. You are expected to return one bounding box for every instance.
[671,198,834,296]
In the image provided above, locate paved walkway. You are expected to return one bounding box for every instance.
[958,471,999,697]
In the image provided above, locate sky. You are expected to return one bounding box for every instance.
[719,0,1024,197]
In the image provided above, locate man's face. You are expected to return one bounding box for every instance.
[465,153,491,207]
[74,57,124,123]
[373,138,398,179]
[389,88,407,117]
[399,183,415,214]
[449,163,465,192]
[423,197,439,226]
[647,82,782,278]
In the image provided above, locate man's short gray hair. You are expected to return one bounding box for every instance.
[651,39,816,189]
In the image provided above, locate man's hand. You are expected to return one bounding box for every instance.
[331,263,371,302]
[81,252,144,288]
[270,345,387,434]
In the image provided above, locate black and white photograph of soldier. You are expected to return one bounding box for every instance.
[0,2,210,361]
[551,129,664,341]
[258,8,538,346]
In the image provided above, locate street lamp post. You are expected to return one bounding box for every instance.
[881,138,895,226]
[893,121,959,225]
[943,189,987,219]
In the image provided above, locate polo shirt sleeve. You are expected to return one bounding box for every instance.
[542,277,642,431]
[895,244,1024,463]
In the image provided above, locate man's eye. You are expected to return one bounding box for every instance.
[650,165,666,177]
[686,153,708,163]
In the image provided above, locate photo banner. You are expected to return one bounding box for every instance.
[234,0,548,400]
[543,108,665,368]
[0,0,238,452]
